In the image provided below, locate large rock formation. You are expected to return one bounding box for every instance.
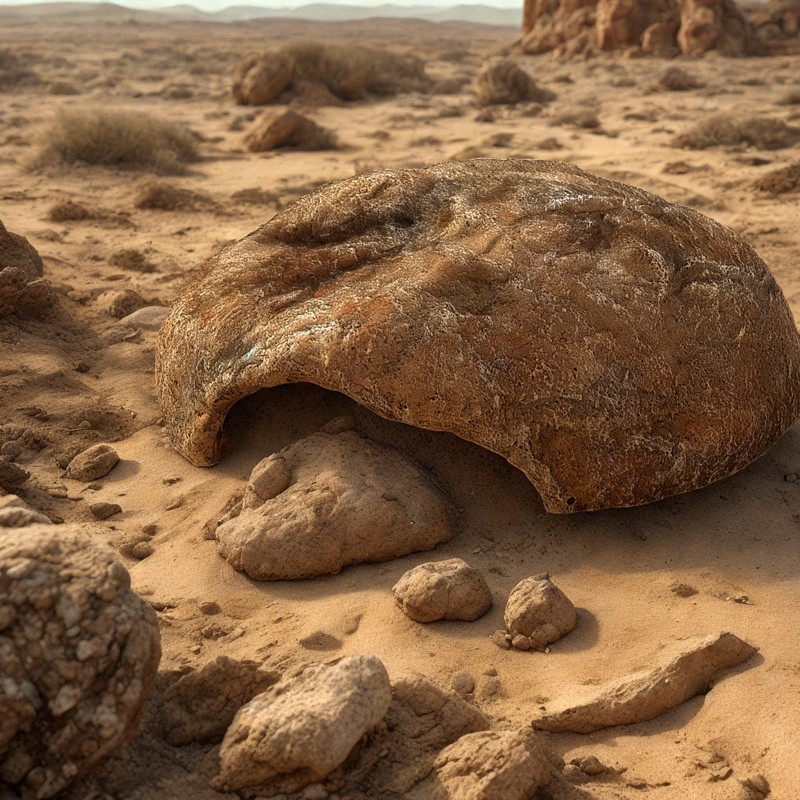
[0,524,161,798]
[156,159,800,513]
[519,0,761,57]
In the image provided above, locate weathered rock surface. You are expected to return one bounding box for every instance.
[0,461,29,492]
[505,573,577,650]
[160,656,279,745]
[215,430,456,580]
[213,654,391,793]
[531,631,757,733]
[519,0,759,57]
[432,728,552,800]
[244,109,337,152]
[0,220,56,321]
[475,58,556,106]
[232,42,429,106]
[156,159,800,513]
[393,558,493,623]
[64,443,119,482]
[0,524,161,798]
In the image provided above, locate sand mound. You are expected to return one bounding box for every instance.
[157,159,800,514]
[518,0,760,58]
[233,41,429,106]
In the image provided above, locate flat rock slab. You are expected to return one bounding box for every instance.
[531,631,757,734]
[216,430,456,580]
[157,159,800,513]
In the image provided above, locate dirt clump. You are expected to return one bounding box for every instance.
[673,114,800,149]
[475,58,556,106]
[393,558,493,622]
[134,182,215,211]
[0,524,161,799]
[243,109,337,152]
[753,161,800,192]
[214,430,457,579]
[504,573,577,651]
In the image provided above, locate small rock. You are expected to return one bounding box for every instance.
[0,507,51,527]
[393,558,493,623]
[504,573,576,650]
[64,444,119,482]
[1,441,22,459]
[741,774,770,799]
[214,655,391,793]
[98,288,147,319]
[451,671,475,696]
[571,755,608,776]
[562,763,586,782]
[0,460,29,491]
[90,502,121,520]
[489,629,511,649]
[785,472,797,483]
[130,541,154,560]
[302,784,328,800]
[117,305,169,330]
[199,601,221,615]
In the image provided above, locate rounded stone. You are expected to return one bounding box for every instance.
[504,573,577,650]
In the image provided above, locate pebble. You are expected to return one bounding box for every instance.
[1,441,22,459]
[90,502,122,520]
[165,498,183,511]
[142,523,158,536]
[785,473,797,483]
[130,542,154,560]
[451,670,475,696]
[199,601,221,615]
[489,629,512,649]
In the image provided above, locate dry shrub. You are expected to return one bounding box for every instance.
[777,88,800,105]
[673,114,800,150]
[555,107,601,129]
[33,109,198,173]
[753,162,800,193]
[652,67,704,92]
[109,248,156,273]
[475,58,556,107]
[0,48,39,90]
[48,200,94,222]
[231,187,279,206]
[135,182,213,211]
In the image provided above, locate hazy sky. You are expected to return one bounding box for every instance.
[0,0,524,8]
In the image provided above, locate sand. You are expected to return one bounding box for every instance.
[1,6,800,799]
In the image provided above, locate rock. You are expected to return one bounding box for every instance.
[504,573,576,650]
[244,110,337,152]
[215,431,456,580]
[156,159,800,514]
[0,506,51,527]
[518,0,758,57]
[570,755,610,775]
[129,541,154,560]
[89,502,121,520]
[0,221,55,321]
[0,461,29,492]
[433,728,551,800]
[98,288,147,319]
[393,558,493,623]
[651,66,704,91]
[213,655,391,793]
[1,442,22,460]
[65,444,119,482]
[161,656,279,745]
[754,162,800,195]
[531,631,757,733]
[233,51,295,105]
[117,305,169,330]
[475,58,556,107]
[0,219,43,280]
[450,671,475,696]
[0,524,160,798]
[741,773,770,799]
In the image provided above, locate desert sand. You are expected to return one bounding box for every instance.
[1,4,800,799]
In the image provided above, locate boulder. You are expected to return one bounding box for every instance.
[157,159,800,513]
[519,0,759,57]
[432,728,552,800]
[504,573,577,650]
[64,443,119,482]
[244,109,337,152]
[474,58,556,106]
[232,51,294,105]
[532,631,757,733]
[215,430,456,580]
[213,654,391,793]
[393,558,493,623]
[0,524,160,798]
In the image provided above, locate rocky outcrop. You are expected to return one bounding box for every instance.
[215,430,456,579]
[213,655,391,794]
[393,559,493,623]
[532,631,757,733]
[504,573,577,651]
[157,159,800,513]
[519,0,760,57]
[0,524,161,798]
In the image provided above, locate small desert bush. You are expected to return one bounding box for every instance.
[753,162,800,194]
[48,200,94,221]
[134,182,213,211]
[673,114,800,150]
[33,108,198,173]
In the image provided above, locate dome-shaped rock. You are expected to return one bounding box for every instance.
[156,159,800,513]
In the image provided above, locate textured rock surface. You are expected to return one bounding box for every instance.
[519,0,759,57]
[0,219,56,321]
[156,158,800,513]
[215,430,456,580]
[393,558,493,623]
[160,656,279,745]
[64,443,120,482]
[213,654,392,793]
[532,631,757,733]
[244,109,336,152]
[504,572,577,650]
[474,58,556,106]
[432,728,552,800]
[232,51,294,105]
[0,524,161,798]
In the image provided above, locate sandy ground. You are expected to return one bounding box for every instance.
[1,7,800,799]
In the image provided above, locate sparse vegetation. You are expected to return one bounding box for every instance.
[673,114,800,150]
[651,67,704,92]
[33,109,199,173]
[48,200,94,222]
[135,182,214,211]
[754,162,800,194]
